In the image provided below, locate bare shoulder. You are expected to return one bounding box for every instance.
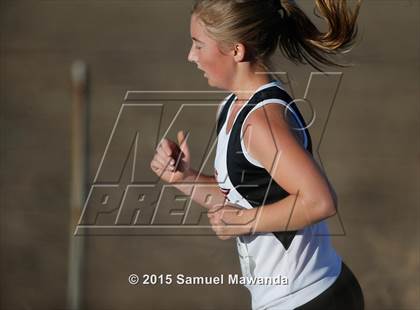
[242,103,308,168]
[243,103,305,149]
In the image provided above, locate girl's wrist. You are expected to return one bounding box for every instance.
[242,208,258,235]
[172,168,197,193]
[224,207,258,236]
[182,168,198,182]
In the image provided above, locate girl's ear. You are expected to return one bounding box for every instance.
[233,43,247,62]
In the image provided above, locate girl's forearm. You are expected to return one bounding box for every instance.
[172,168,227,210]
[223,194,336,234]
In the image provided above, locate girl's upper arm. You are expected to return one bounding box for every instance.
[242,103,335,208]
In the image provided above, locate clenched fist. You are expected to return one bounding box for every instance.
[150,130,191,184]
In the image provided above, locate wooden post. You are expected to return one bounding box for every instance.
[67,60,89,310]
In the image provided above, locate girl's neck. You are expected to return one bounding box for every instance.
[231,71,272,103]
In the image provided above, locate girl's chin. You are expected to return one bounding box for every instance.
[204,73,211,84]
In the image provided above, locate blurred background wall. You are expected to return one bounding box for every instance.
[1,0,419,309]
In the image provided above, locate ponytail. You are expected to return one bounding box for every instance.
[279,0,362,71]
[191,0,362,72]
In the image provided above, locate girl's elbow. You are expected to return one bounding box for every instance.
[302,192,337,223]
[318,197,337,219]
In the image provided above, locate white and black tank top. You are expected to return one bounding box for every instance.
[214,80,342,310]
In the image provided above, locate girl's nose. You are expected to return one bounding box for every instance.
[187,46,196,63]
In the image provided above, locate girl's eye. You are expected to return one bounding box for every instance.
[192,42,202,50]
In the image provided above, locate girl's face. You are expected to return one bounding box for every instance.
[188,14,236,89]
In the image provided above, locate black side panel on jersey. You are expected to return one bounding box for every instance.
[216,94,236,135]
[225,85,313,250]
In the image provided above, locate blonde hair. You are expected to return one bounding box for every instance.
[191,0,362,72]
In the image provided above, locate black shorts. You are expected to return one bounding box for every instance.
[295,261,364,310]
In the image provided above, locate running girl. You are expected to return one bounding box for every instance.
[151,1,364,309]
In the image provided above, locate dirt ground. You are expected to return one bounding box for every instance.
[1,0,419,309]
